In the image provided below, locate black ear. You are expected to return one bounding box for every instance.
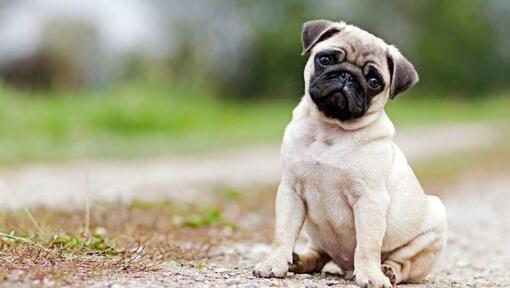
[387,46,419,99]
[301,20,343,55]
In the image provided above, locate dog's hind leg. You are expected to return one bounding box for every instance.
[289,242,330,273]
[382,196,447,284]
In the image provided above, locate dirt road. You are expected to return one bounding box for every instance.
[0,122,500,209]
[2,121,509,287]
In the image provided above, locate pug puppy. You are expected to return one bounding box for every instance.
[253,20,447,288]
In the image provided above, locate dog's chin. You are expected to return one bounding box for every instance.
[310,91,368,122]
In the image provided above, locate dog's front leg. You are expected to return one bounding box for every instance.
[352,191,392,288]
[253,179,305,278]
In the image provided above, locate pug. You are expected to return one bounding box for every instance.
[253,20,447,288]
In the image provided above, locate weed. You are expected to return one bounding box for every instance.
[0,195,260,286]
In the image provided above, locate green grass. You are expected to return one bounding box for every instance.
[386,91,510,125]
[0,81,509,164]
[0,81,292,163]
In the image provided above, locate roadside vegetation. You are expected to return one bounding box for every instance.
[0,81,509,164]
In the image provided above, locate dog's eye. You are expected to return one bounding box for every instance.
[368,77,382,89]
[318,55,335,66]
[365,68,384,91]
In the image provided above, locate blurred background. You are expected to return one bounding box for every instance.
[0,0,509,163]
[0,1,509,285]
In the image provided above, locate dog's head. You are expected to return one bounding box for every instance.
[302,20,418,122]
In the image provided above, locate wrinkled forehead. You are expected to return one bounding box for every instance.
[312,27,389,69]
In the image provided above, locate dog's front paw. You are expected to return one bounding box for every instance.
[355,267,392,288]
[253,255,289,278]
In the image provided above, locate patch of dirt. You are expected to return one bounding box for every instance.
[0,187,274,287]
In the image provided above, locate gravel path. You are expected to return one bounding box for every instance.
[0,122,501,209]
[81,174,510,287]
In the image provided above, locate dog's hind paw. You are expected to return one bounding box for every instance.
[381,263,402,285]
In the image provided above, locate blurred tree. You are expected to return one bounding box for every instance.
[395,0,505,95]
[0,18,100,90]
[218,0,307,99]
[214,0,509,99]
[2,0,509,98]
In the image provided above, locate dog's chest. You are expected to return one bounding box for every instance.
[283,126,360,216]
[283,126,357,188]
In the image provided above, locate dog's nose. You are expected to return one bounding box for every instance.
[339,71,355,84]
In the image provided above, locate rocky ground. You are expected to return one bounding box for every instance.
[1,122,509,287]
[77,174,510,288]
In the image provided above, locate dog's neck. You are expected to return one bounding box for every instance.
[297,95,395,138]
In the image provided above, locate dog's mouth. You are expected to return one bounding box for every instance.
[309,71,369,121]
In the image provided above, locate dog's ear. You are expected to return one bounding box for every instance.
[387,45,419,99]
[301,20,343,55]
